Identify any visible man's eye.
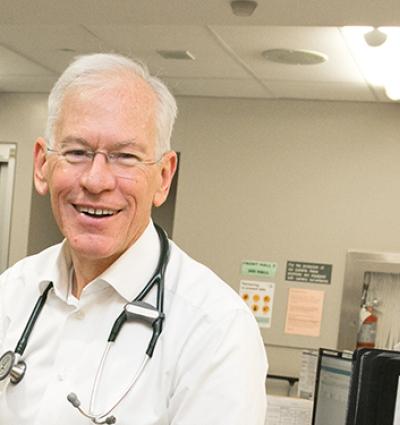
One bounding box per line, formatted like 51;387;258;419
113;152;141;163
63;150;89;161
65;149;87;156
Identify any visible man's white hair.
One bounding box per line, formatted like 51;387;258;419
45;53;177;156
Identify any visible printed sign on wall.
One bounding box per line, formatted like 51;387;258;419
241;260;277;278
286;261;332;284
284;288;325;337
240;280;275;328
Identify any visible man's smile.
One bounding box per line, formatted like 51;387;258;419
73;204;121;218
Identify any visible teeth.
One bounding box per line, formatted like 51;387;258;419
77;206;116;216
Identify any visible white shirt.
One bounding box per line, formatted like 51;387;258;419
0;223;267;425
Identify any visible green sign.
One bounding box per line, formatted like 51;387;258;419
241;261;277;278
285;261;332;284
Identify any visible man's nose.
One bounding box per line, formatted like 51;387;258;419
79;153;117;193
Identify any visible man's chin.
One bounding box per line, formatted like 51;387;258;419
66;235;122;263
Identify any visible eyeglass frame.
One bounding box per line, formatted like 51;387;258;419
46;143;165;178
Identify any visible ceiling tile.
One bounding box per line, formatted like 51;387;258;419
211;26;366;83
264;80;378;102
86;25;251;79
0;44;53;76
0;75;57;92
0;25;109;73
163;77;274;98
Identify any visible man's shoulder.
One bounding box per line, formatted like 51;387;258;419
0;243;64;289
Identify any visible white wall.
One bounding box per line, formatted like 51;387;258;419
171;97;400;375
2;92;400;377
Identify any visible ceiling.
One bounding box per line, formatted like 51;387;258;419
0;0;400;103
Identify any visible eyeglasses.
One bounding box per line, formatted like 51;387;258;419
47;145;162;179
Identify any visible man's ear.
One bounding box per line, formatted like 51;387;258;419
153;151;178;208
33;138;49;195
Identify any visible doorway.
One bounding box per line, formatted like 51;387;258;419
338;250;400;351
0;143;17;272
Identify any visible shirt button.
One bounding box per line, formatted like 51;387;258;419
57;372;65;381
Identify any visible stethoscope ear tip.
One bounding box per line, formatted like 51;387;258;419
93;415;117;424
67;392;81;407
67;392;117;424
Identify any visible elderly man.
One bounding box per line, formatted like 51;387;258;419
0;53;267;424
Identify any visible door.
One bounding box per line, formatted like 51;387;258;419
0;143;17;272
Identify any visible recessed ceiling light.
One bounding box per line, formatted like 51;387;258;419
262;49;328;65
157;50;195;60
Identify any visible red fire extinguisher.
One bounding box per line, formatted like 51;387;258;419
356;272;378;348
357;305;378;348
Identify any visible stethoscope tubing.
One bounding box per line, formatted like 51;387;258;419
15;281;53;356
0;224;170;424
0;282;53;384
88;342;150;420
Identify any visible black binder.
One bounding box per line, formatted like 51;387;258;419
345;348;370;425
375;356;400;425
346;348;400;425
356;351;396;425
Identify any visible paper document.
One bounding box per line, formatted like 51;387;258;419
284;288;324;337
266;395;313;425
298;350;318;399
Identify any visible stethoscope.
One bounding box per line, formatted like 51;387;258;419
0;224;170;425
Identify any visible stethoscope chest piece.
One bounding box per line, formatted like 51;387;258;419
0;350;26;384
0;351;14;380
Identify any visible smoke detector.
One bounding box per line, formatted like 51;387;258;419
230;1;258;17
364;28;387;47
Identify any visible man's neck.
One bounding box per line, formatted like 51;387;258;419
69;252;118;299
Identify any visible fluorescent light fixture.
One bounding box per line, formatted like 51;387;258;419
385;82;400;101
384;55;400;100
341;26;400;88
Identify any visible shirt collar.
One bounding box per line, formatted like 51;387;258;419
37;241;72;301
37;222;161;303
95;221;161;301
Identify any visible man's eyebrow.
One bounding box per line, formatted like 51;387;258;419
113;140;141;149
59;137;90;148
59;137;144;150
